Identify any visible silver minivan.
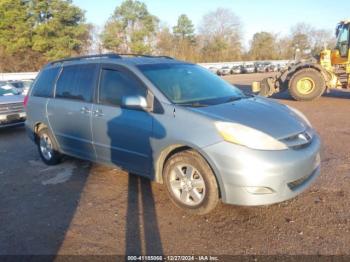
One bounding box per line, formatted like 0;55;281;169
25;54;321;214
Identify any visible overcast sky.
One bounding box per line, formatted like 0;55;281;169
72;0;349;46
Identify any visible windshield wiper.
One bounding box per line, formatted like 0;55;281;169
225;94;254;103
243;93;255;97
225;96;243;103
177;102;209;107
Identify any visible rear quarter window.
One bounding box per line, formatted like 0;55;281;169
31;67;61;98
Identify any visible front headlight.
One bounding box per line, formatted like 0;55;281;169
215;122;288;151
287;105;312;127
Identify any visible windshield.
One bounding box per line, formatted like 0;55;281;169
0;86;17;96
138;63;245;105
9;82;24;89
336;25;349;45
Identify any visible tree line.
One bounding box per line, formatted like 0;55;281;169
0;0;335;72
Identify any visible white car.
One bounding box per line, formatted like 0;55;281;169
231;65;242;74
208;67;219;74
243;64;256;74
217;66;231;76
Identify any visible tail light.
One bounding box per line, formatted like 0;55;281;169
23;95;29;108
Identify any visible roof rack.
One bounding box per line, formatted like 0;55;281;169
49;53;121;65
117;54;174;59
49;53;174;65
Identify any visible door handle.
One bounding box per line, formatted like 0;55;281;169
93;109;104;117
80;106;91;114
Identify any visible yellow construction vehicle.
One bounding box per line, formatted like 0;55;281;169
252;20;350;101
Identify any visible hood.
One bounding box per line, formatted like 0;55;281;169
0;95;24;104
189;97;307;139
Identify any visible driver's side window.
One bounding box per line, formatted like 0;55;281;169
99;69;147;107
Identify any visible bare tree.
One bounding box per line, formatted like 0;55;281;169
156;25;175;56
310;29;336;54
198;8;242;62
287;23;336;58
275;36;295;60
290;23;313;56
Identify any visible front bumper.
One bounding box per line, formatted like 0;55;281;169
203;135;321;206
0;112;26;128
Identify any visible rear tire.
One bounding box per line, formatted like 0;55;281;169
37;128;62;165
289;68;325;101
163;150;219;215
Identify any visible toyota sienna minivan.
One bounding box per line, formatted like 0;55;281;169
25;54;321;214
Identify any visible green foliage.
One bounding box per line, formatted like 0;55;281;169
0;0;337;70
0;0;32;53
30;0;90;60
173;14;195;42
0;0;90;72
101;0;159;54
249;32;278;60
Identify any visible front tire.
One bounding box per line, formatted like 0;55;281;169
37;128;62;165
289;68;325;101
163;150;219;215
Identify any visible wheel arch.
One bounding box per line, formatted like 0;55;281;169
154;144;224;199
33;122;60;152
33;122;48;143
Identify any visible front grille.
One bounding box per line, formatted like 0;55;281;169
287;170;316;190
280;130;313;150
0;103;24;114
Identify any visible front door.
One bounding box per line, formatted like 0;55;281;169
92;65;153;175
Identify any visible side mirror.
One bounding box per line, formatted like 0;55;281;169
121;96;149;111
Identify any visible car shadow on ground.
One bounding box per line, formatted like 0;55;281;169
1;112;165;255
0;124;24;134
0;126;91;256
105;106;166;255
125;175;163;255
323;89;350;100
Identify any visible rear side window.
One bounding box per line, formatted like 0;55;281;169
32;67;60;98
56;64;98;102
99;69;146;106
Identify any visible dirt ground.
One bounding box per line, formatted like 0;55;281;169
0;73;349;256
